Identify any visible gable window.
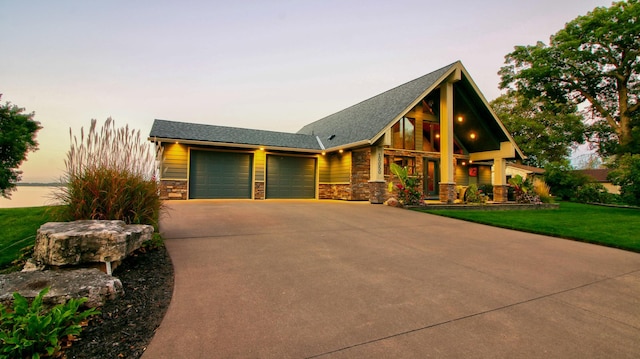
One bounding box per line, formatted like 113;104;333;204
392;117;415;150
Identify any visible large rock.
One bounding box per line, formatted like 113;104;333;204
34;220;153;267
0;268;123;308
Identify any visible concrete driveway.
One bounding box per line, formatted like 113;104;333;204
143;200;640;358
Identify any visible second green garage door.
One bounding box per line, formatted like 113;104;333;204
266;155;316;199
189;150;253;199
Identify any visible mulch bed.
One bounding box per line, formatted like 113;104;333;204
63;245;174;359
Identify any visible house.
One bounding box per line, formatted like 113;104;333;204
506;163;545;181
576;169;620;194
149;61;524;204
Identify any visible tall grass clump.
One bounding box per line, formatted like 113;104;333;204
532;177;554;203
54;118;162;227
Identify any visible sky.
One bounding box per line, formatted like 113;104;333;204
1;0;613;182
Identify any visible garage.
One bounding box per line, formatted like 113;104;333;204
266;155;316;199
189;150;253;199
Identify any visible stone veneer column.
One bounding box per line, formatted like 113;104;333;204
368;181;386;204
493;185;509;202
254;182;265;200
439;183;456;204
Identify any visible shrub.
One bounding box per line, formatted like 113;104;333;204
390;163;423;206
54;119;163;227
543;161;590;200
508;175;541;204
574;182;611;203
0;287;99;358
532;177;554;203
478;184;493;200
608;153;640;206
464;184;486;204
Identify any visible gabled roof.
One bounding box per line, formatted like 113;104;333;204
297;62;458;148
150;119;321;150
149;61;523;159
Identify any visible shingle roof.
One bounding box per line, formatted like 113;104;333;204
576;169;612;182
297;62;458;148
150;119;322;150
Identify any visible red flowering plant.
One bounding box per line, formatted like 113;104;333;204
390;163;423;206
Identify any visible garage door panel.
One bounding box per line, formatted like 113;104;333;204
189;151;252;199
266;156;316;199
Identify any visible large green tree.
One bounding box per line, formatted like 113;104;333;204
499;0;640;156
491;93;586;167
0;95;41;198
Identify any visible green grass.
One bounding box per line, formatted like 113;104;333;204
0;206;58;268
416;202;640;252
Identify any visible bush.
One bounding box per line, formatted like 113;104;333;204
464;184;487;204
543;161;590;200
574;182;611;203
390;163;423;206
608;154;640;206
54;119;163;227
0;287;99;358
532;177;554;203
478;184;493;200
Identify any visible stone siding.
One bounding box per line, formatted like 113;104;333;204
319;184;351;200
493;185;509;203
254;181;265;200
351;149;371;200
160;180;188;200
439;183;456;203
368;181;387;204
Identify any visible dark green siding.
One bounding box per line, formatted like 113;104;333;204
266;155;316;198
189;150;252;199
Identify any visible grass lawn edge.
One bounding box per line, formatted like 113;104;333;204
414;206;640;254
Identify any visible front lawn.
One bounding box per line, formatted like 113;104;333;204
0;206;57;268
417;202;640;252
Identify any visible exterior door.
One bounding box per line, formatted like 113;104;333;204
424;158;439;198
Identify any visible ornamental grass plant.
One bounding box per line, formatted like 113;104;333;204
54;118;162;227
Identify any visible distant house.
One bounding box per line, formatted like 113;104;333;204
149;61;524;203
506;163;545;181
576;169;620;194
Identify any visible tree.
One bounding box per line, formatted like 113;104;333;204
499;0;640;156
0;95;41;198
608;153;640;205
491;93;586;167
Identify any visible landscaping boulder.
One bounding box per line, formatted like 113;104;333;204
0;268;123;308
33;220;153;267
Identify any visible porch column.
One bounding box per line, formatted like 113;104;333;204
369;145;386;204
493;158;508;202
439;82;456;203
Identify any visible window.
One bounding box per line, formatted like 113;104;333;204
384;156;416;176
391;117;415;150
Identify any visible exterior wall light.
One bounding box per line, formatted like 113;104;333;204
259;147;265;151
321;151;326;155
469;133;476;139
339;149;344;153
457;116;464;123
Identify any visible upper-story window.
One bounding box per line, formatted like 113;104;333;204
391;117;415;150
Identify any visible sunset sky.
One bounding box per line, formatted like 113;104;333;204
1;0;611;182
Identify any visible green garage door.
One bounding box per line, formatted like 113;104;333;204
266;155;316;198
189;150;253;199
